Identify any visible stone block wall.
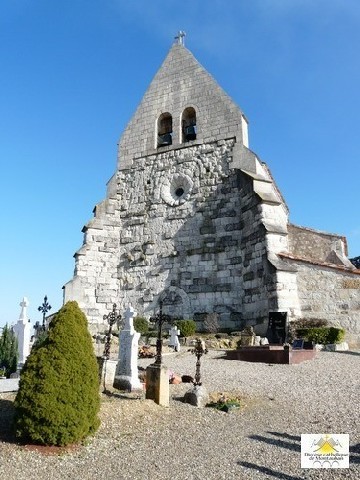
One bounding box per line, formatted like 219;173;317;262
118;44;247;170
288;261;360;346
288;224;348;263
65;138;282;334
116;139;276;331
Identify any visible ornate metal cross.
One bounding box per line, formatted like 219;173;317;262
103;304;122;360
191;338;208;386
150;301;171;365
38;295;51;330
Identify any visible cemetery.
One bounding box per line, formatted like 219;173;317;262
0;297;359;478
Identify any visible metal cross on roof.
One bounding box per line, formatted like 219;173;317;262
175;30;186;46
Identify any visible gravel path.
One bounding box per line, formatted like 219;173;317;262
0;350;359;479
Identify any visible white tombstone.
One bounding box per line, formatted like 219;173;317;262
113;305;142;391
13;297;31;365
169;326;181;352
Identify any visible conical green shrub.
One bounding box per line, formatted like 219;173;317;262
14;301;100;446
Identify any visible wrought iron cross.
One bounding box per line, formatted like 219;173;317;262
191;338;208;386
38;295;51;330
150;301;171;365
103;303;122;360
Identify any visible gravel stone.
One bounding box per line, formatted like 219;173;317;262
0;350;359;479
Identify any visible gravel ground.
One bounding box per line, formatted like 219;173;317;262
0;350;359;480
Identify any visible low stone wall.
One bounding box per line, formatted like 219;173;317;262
0;378;19;393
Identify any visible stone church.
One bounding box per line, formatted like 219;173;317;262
63;36;360;346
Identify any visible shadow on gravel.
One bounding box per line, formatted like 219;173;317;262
350;443;360;464
268;432;301;442
0;398;17;444
172;395;186;403
248;433;300;452
101;390;144;400
334;350;360;357
248;432;360;467
238;461;302;480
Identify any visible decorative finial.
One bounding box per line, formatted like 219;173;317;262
174;30;186;46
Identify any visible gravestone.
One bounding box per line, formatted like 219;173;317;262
13;297;31;366
267;312;287;344
113;306;142;391
145;363;169;407
184;385;209;408
168;326;180;352
239;326;255;346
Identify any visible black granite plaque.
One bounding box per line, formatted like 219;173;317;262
267;312;287;344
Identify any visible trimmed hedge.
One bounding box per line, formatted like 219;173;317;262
295;327;345;345
14;301;100;446
175;319;196;338
288;318;328;343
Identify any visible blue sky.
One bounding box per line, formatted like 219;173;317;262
1;0;359;328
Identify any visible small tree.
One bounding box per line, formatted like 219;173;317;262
133;316;149;335
203;313;220;334
14;301;100;446
0;324;18;377
175;319;196;338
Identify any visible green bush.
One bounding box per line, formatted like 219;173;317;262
14;301;100;446
0;324;18;378
327;327;346;344
133;316;149;335
288;318;328;343
295;327;345;345
175;319;196;338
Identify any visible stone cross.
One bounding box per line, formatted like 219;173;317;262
169;326;180;352
19;298;29;322
13;297;31;365
113;305;142;391
123;305;136;331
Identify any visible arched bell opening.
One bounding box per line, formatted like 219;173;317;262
182;107;197;143
157;112;173;147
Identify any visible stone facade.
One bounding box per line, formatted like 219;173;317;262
63;41;359;345
279;258;360;346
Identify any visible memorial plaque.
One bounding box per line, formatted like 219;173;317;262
292;339;304;350
303;340;314;350
267;312;287;344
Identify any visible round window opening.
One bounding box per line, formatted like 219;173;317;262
160;172;194;206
